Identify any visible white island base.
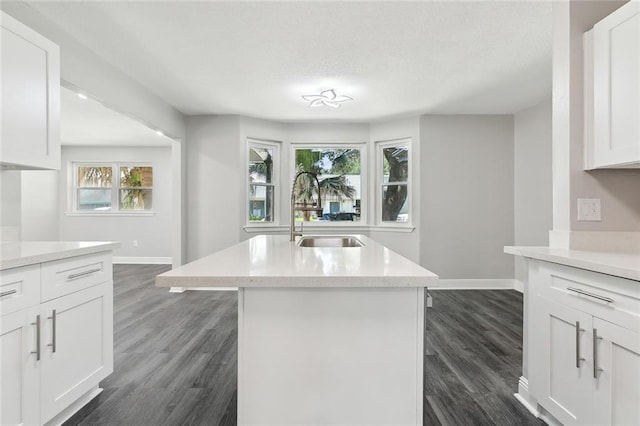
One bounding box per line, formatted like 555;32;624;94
238;286;424;425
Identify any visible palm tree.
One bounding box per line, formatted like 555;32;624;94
293;149;358;221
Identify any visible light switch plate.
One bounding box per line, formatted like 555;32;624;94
577;198;601;221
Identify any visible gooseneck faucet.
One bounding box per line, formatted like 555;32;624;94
290;171;323;241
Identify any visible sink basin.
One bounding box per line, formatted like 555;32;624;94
296;236;365;248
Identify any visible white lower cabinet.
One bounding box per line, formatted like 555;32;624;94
40;284;113;424
529;261;640;425
0;252;113;426
592;318;640;426
0;306;40;426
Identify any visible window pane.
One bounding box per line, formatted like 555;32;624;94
119;189;153;210
249;147;274;184
120;166;153;187
78;189;111;211
382;146;408;183
294;148;362;221
77;166;112;187
382;184;408;222
249;185;274;222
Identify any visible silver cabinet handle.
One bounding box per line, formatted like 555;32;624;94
31;315;41;361
593;328;603;378
567;287;614;303
47;310;56;353
67;267;101;280
0;289;17;298
576;321;585;368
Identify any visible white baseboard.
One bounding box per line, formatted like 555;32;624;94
513;279;524;293
113;256;172;264
432;278;519;291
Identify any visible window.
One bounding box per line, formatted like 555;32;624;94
377;139;410;224
74;164;153;212
248;140;278;223
292;145;363;222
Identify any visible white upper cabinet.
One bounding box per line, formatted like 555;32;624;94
1;11;60;170
584;1;640;169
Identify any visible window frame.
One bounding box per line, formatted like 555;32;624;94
246;138;280;226
71;162;155;215
375;138;412;226
289;141;368;226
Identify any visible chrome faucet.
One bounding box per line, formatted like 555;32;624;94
290;171;323;241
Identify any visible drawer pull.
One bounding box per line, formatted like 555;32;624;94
593;328;603;378
575;321;585;368
0;289;17;298
31;315;41;361
567;287;613;303
47;310;57;353
67;267;101;280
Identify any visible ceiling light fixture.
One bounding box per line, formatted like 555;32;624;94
302;89;353;109
77;93;88;100
156;130;164;137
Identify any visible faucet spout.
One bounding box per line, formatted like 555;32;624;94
290;171;323;241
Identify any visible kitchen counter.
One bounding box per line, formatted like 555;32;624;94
156;234;438;288
505;246;640;281
156;234;437;425
1;241;120;271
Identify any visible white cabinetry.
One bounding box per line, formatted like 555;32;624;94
0;11;60;170
529;260;640;425
0;252;113;426
584;1;640;169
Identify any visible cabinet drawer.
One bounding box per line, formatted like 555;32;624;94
534;260;640;333
41;252;112;302
0;265;40;316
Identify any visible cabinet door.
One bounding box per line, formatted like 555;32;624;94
592;1;640;168
39;283;113;424
0;306;40;426
536;298;593;425
0;11;60;170
592;318;640;425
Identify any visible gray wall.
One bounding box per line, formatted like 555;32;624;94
186;115;242;261
0;170;59;242
514;99;553;282
552;0;640;235
420;115;515;279
59;145;173;258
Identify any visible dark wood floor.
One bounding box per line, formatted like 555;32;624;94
65;265;542;426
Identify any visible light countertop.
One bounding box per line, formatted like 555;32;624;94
156;235;438;288
505;246;640;281
1;241;120;271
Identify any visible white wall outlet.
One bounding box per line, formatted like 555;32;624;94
577;198;601;221
133;240;138;247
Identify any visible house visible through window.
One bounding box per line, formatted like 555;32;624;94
377;140;410;223
248;140;278;223
75;164;153;212
293;146;362;222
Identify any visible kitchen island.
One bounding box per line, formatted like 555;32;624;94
156;234;438;426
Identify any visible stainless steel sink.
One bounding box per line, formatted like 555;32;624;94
296;236;364;248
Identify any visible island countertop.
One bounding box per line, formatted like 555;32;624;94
156;234;438;288
1;241;121;271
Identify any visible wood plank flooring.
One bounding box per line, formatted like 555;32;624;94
64;265;542;426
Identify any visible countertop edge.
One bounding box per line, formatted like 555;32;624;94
155;275;439;288
1;242;121;271
504;246;640;282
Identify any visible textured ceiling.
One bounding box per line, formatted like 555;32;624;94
29;1;551;121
